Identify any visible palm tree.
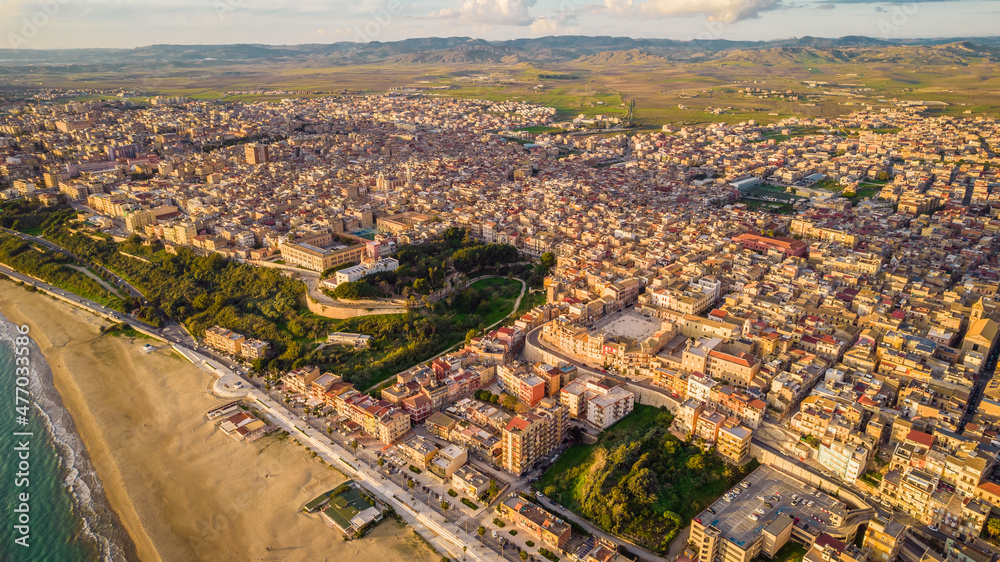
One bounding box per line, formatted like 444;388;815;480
407;479;416;497
377;457;385;469
477;526;486;544
441;501;450;516
519;551;529;562
350;439;359;458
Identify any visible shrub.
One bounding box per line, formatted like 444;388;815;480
448;489;458;497
493;518;506;528
408;465;422;474
538;548;559;562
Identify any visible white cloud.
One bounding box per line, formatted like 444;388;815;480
605;0;780;22
530;17;561;33
435;0;538;26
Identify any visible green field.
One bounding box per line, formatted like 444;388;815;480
10;41;999;130
466;277;523;326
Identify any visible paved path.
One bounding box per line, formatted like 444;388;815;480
67;264;127;298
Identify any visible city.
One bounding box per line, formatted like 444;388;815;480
1;17;1000;562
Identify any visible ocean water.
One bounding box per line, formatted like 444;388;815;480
0;314;135;562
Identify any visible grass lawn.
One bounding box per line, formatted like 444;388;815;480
515;126;566;134
462;277;522;327
756;541;807;562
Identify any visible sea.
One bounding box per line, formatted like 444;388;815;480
0;313;136;562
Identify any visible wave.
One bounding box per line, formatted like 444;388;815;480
0;315;138;562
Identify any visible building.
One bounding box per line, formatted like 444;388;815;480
452;465;491;498
559;374;635;429
428;444;468;479
123;209;155;233
399;435;439;470
817;441;869;482
326;258;400;287
498;364;547;407
734;232;809;258
280;240;366;272
497;495;572;549
863;515;907;562
327;332;373;348
240;339;270;359
283;366;322;394
245;143;270;165
501;398;567;476
706;350;761;387
717;422;753;465
204;325;245;355
805;534;864;562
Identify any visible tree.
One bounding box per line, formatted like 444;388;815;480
465;328;478;346
378;457;385;468
412;277;430;294
408;479;416;495
477;526;486;544
988;517;1000;537
539;252;555;271
350;439;359;458
519;551;529;561
687;454;705;471
502;394;518;411
441;501;450;516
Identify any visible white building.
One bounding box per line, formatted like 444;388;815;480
323;257;400;288
817;441;869;482
560;374;635;429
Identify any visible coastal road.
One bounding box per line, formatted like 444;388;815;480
0;262;249;394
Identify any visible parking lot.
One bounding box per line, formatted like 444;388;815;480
698;466;847;546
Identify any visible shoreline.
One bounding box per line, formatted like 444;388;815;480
0;281;440;561
0;290;153;562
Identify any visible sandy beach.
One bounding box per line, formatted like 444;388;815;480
0;282;439;562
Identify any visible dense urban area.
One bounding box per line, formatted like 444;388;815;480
2;89;1000;562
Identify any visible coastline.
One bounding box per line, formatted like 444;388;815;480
0;281;441;561
0;286;153;562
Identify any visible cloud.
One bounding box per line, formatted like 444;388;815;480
434;0;538;25
605;0;781;22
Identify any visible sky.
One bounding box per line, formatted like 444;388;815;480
0;0;997;50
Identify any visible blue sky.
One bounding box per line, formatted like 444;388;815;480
1;0;997;49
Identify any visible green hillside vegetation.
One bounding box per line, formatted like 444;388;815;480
310;277;522;389
537;405;756;554
0;232;126;309
0;203;527;388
